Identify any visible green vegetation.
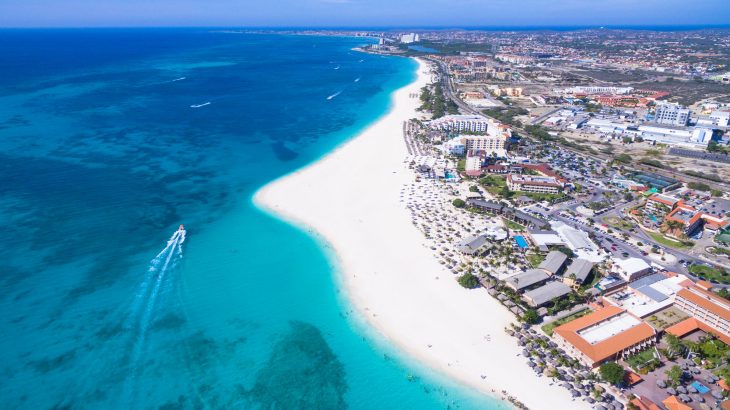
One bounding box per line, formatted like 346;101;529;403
524;125;555;142
708;141;730;155
503;218;525;232
519;191;567;203
689;264;729;284
625;349;660;373
482;106;528;127
555;246;574;258
688;182;711;192
711;189;724;197
452;198;466;208
665;365;683;387
541;308;590;336
457;158;465;172
614;153;632;164
599;362;626;386
709;247;730;257
522;309;540;325
468;185;480;193
457;273;480;289
639;158;667;169
527;253;546;268
588;201;610;211
647;231;694;250
478;175;508;196
418;83;458;119
685;170;723;183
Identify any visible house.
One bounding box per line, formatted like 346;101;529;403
522;281;572;307
553;305;656;368
644;193;681;218
506;174;563;194
563;259;595;286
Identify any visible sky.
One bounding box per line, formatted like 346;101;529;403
0;0;729;28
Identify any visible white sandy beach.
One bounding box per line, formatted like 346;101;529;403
255;58;589;410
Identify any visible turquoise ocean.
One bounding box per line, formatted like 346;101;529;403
0;29;506;409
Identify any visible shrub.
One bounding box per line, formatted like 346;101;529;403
457;273;479;289
599;362;625;386
452;199;466;208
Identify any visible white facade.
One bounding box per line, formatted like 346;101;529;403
400;33;420;44
465;155;483;172
428;115;492;133
654;103;690;126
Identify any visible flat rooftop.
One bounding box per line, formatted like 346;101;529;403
578;313;642;345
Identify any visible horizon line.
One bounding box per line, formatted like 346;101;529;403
2;24;730;31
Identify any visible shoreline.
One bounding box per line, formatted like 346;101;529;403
254;58;588;410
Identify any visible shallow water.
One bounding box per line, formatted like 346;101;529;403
0;29;506;409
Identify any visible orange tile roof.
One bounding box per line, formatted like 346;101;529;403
666;313;730;345
677;286;730;322
648;194;679;207
663;396;691;410
553;306;656;364
720;379;730;391
696;280;714;291
722;399;730;410
630;396;660;410
666;317;700;338
625;370;643;386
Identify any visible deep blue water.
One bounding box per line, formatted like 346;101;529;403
0;29;506;409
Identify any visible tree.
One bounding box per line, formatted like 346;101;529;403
457;273;480;289
556;246;574;258
469;185;480;193
599;362;625;386
452;199;466;208
522;309;540;325
665;365;683;387
663;334;683;358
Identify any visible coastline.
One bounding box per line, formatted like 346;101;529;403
254;58;589;410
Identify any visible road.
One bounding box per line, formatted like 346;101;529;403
428;58;730;193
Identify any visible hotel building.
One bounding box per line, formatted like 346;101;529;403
669;283;730;344
553;305;656;368
506;174;562;194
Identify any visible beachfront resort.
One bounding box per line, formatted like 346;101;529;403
396;59;730;410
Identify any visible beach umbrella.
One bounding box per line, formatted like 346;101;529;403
677;385;687;394
611;400;623;409
692;394;704;403
692;368;701;374
593;405;606;410
666;387;676;395
570;389;580;397
712;390;724;399
687;385;697;393
585;397;595;404
678;394;691;403
656;380;666;388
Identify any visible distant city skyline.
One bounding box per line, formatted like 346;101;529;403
1;0;729;28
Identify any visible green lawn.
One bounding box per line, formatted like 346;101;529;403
519;191;567;203
689;264;730;284
479;175;507;196
527;253;546;268
647;231;694;250
541;309;590;336
625;349;660;372
503;218;525;232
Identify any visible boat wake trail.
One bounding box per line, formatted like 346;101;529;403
327;91;343;100
122;225;186;404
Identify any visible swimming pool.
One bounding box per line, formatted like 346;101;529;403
514;235;528;249
691;381;710;394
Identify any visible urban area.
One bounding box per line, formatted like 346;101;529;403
359;28;730;410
